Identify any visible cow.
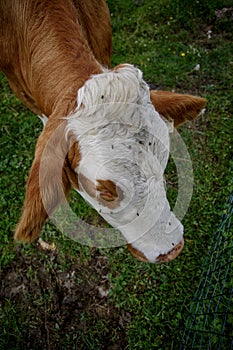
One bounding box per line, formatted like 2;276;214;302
0;0;206;263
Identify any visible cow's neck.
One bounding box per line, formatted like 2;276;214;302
9;0;103;117
28;44;102;118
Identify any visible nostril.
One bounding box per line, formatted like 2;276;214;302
156;238;184;263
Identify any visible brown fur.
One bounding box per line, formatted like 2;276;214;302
0;0;111;242
78;174;123;210
96;180;119;202
14;116;83;242
96;179;124;209
0;0;206;243
0;0;111;116
150;90;206;127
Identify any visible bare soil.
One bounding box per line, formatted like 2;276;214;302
0;244;128;349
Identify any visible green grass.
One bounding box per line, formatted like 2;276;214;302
0;1;233;349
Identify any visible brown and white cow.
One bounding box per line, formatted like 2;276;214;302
0;0;206;262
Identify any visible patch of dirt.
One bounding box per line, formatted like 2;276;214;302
0;244;129;350
215;7;233;20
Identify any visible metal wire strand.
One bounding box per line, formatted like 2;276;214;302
180;178;233;350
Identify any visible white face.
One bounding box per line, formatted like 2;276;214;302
66;64;184;263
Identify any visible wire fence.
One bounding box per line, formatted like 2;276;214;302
180;178;233;349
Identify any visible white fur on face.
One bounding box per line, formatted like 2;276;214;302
66;64;183;263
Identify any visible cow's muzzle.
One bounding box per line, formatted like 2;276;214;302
127;238;184;263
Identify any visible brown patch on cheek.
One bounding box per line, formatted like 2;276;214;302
96;179;118;201
96;179;124;209
78;174;124;209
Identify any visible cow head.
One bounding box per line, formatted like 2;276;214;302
15;64;206;263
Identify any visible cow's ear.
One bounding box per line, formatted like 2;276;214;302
150;90;206;127
14;119;79;243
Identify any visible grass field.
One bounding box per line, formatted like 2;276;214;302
0;1;232;349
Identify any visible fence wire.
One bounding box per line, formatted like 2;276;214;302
180;179;233;349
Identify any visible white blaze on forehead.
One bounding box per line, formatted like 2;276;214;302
66;64;183;261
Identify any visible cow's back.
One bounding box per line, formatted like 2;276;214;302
0;0;112;115
0;0;112;69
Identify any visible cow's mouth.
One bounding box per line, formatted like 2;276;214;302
127;238;184;263
156;238;184;263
